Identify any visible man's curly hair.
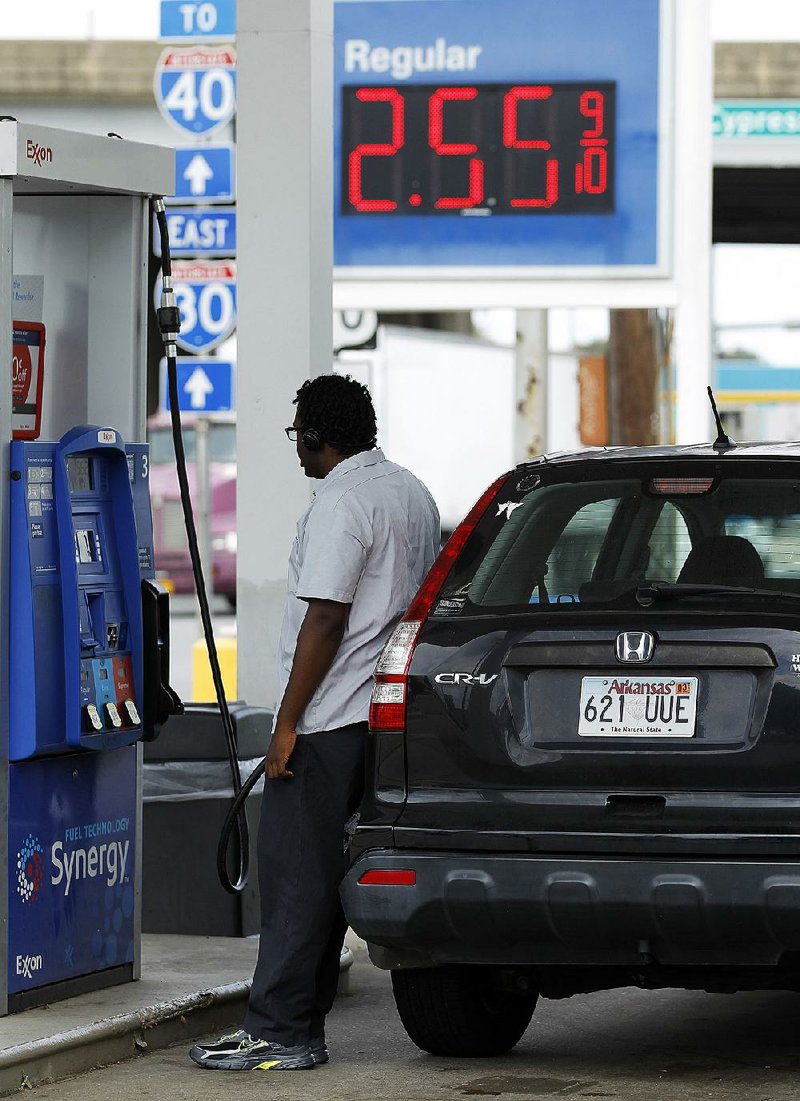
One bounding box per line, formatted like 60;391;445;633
294;374;378;455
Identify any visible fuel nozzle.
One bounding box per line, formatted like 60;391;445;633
152;197;181;358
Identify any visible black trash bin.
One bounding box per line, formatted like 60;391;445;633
142;702;271;936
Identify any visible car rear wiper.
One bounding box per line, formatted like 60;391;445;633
636;582;800;605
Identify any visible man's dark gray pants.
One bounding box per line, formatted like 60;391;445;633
243;722;367;1046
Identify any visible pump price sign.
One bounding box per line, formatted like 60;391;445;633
343;82;615;216
334;0;669;276
155;46;237;136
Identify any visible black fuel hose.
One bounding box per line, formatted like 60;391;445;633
152;197;253;895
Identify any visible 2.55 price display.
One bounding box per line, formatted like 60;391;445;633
342;81;615;216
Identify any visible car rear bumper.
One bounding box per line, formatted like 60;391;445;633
341;849;800;968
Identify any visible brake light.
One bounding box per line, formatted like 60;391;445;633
358;869;416;886
651;477;714;495
369;472;512;732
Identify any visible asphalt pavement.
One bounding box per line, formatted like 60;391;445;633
18;936;800;1101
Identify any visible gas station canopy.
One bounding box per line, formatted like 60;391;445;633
0;120;174;197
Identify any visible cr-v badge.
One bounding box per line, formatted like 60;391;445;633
435;673;499;686
615;631;655;663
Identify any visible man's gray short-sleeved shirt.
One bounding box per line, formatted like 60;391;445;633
275;448;440;734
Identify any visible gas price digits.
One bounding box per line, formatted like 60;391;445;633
343;81;615;215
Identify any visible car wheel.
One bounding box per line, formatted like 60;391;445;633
390;966;538;1057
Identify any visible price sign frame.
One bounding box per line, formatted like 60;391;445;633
333;0;674;283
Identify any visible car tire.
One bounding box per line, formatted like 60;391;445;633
390;966;538;1057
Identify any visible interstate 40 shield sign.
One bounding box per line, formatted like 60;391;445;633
155;46;237;137
157;259;238;353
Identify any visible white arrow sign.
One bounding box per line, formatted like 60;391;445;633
183;153;215;196
184;366;215;408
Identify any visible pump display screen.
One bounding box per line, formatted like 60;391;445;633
67;456;93;494
342;81;615;217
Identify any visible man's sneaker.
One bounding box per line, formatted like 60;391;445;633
310;1036;329;1065
189;1029;314;1071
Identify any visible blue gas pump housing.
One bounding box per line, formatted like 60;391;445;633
10;426;156;760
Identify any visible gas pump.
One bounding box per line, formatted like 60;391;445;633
1;122;178;1014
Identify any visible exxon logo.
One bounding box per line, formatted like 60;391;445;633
16;954;43;979
26;139;53;168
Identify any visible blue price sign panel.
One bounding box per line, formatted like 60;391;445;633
334;0;667;275
155;46;237;137
160;0;236;41
161;358;234;412
157;260;237;353
8;751;136;995
172;144;235;203
154;206;236;258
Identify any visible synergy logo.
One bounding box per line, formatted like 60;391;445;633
51;839;129;897
16;834;45;904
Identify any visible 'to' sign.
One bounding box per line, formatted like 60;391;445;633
155;47;237;137
158;260;238;353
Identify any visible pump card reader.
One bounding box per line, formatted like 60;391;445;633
10;426;158;760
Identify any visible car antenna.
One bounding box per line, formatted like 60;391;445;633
707;386;736;452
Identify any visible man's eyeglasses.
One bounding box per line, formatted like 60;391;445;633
284;426;301;442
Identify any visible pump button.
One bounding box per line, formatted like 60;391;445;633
121;699;141;727
104;702;123;730
84;704;104;732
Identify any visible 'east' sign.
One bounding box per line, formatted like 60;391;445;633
154;207;236;258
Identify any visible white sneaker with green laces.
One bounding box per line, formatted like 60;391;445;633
189;1029;315;1071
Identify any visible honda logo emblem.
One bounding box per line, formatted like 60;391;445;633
615;631;655;664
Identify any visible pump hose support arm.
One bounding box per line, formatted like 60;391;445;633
151;197;262;895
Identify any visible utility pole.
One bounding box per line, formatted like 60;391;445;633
607;309;660;446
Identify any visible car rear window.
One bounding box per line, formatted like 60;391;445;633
434;464;800;614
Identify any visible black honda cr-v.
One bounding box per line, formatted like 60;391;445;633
340;443;800;1057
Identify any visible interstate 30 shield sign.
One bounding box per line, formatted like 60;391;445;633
158;259;238;353
154;46;237;137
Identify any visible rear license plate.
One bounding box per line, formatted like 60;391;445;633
578;676;698;737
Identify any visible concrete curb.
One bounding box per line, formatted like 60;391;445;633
0;980;251;1097
0;946;355;1095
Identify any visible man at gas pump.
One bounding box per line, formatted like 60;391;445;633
190;374;440;1072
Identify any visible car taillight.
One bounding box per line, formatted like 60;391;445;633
369;471;512;733
358;869;416;886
